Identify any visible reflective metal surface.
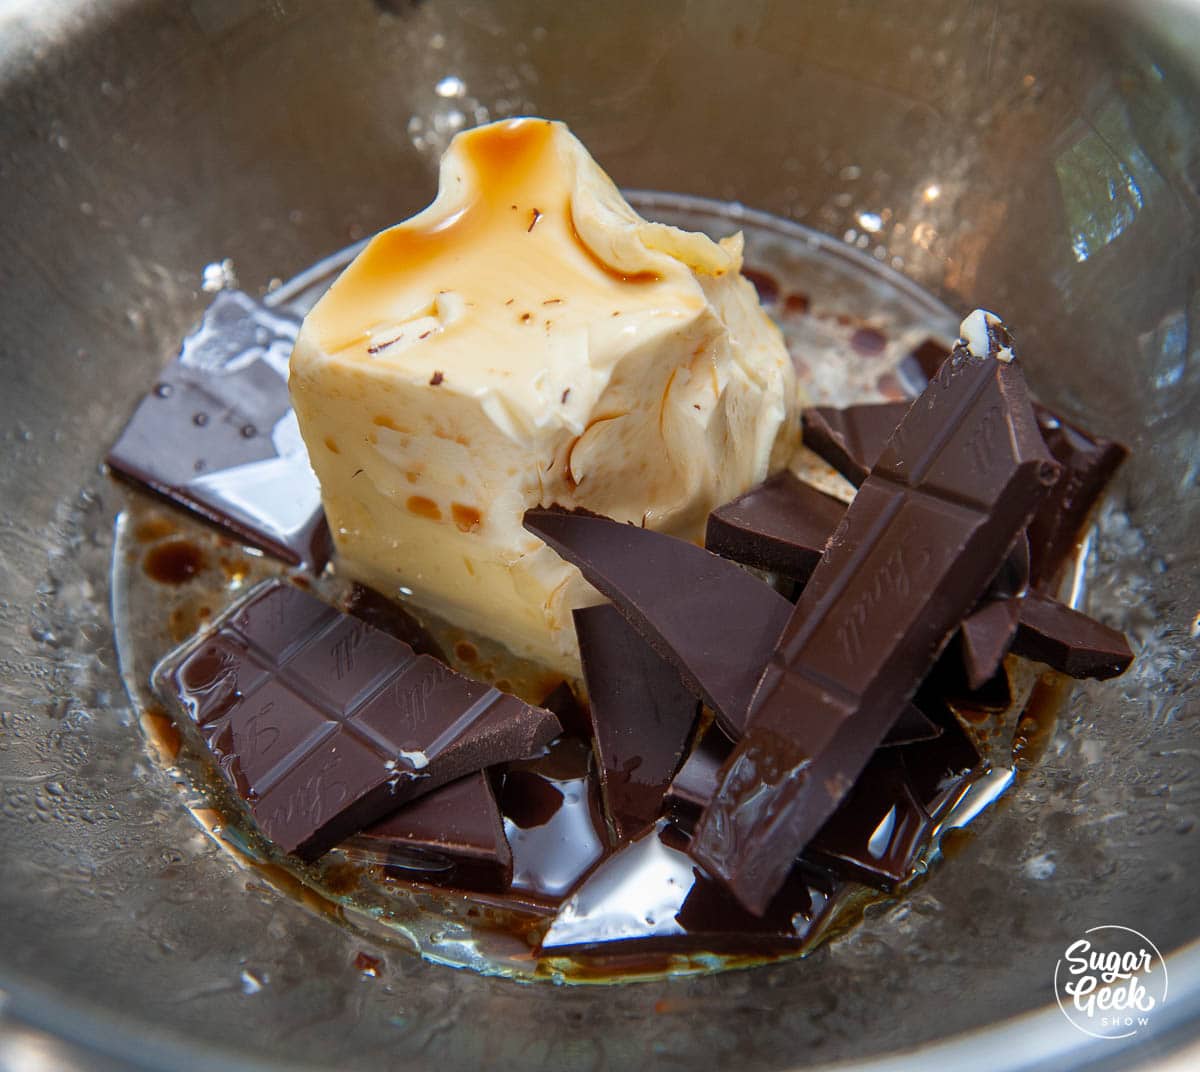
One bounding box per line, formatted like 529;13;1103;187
1;1;1198;1069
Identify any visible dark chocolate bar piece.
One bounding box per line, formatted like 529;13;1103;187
801;401;911;486
1027;406;1128;588
107;290;330;569
523;508;793;737
342;582;445;660
800;396;1127;600
667;701;943;836
691;335;1060;913
539;680;591;740
352;771;511;891
665;730;730;833
153;579;560;860
538;821;842;957
907;338;953;381
804;749;935;889
668;706;972;891
705;470;846;583
986;532;1031;600
959;598;1021;690
1011;592;1133;679
882;701;944;747
574;604;699;839
498;736;609;904
889;333;1128;590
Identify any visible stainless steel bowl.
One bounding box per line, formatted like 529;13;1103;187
1;1;1198;1069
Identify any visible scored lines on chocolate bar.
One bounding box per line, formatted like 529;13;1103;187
691;341;1061;914
162;579;559;860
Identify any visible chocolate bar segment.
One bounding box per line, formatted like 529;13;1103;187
691;335;1060;913
705;470;846;583
959;598;1021;690
523;507;793;737
801;401;911;486
881;702;944;747
1027;406;1128;588
665;730;731;832
342;582;445;660
538;680;592;740
352;771;511;891
574;604;699;839
107;290;330;569
1011;592;1133;679
154;579;560;860
668;705;970;891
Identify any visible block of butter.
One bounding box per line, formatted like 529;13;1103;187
290;118;798;673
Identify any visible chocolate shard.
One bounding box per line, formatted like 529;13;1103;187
667;702;942;838
107;290;331;569
1011;592;1133;679
574;604;700;840
351;771;512;891
691;327;1061;914
882;701;944;747
804;749;934;889
523;507;793;737
705;470;846;583
985;532;1031;601
342;582;445;660
960;598;1022;690
905;338;953;382
498;736;610;905
665;730;730;834
539;679;591;740
153;579;561;860
801;401;911;486
538;821;841;958
1027;405;1128;588
668;706;969;891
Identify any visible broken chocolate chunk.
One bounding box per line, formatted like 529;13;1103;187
1027;406;1128;588
668;705;971;891
898;337;953;388
1011;592;1134;679
342;582;445;660
352;771;511;891
882;702;945;748
985;532;1031;601
153;579;560;860
801;400;911;486
691;333;1060;913
107;290;330;569
538;679;591;740
705;470;846;583
665;730;731;834
574;604;699;839
959;598;1022;691
523;507;793;737
804;748;935;889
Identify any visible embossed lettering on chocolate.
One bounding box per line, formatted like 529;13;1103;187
153;579;560;860
690;334;1062;914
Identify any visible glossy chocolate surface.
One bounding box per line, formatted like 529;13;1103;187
154;579;560;859
575;604;699;839
107;289;330;569
691;344;1059;913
